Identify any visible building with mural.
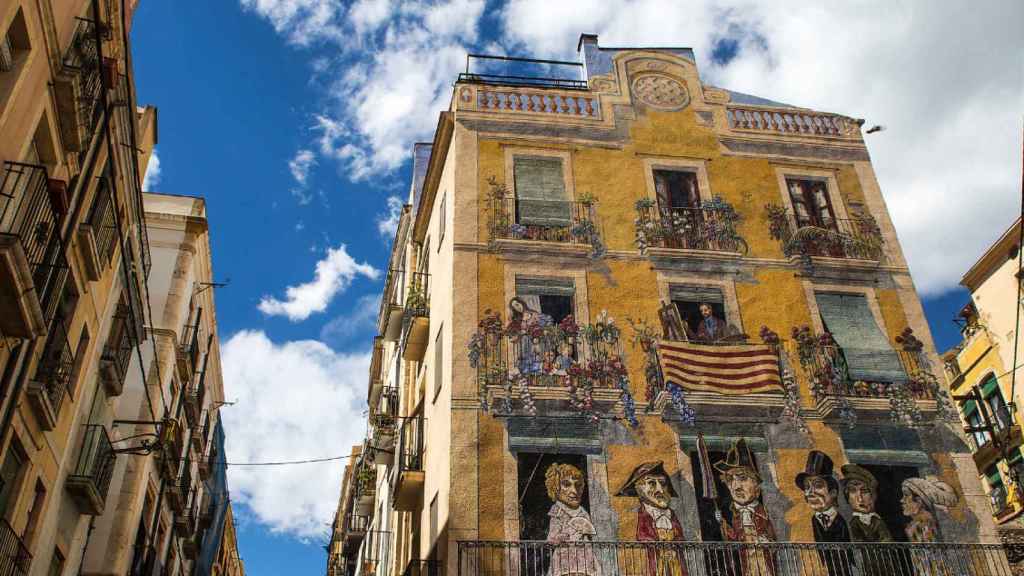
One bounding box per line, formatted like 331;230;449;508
943;217;1024;551
331;34;1011;576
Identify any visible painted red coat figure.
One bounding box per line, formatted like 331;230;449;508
617;461;689;576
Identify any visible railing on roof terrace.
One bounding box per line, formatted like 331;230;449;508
459;54;587;90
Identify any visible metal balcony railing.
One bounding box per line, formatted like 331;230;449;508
396;415;425;477
180;308;203;378
634;201;747;254
457;540;1010;576
0;161;70;327
357;530;392;576
0;517;30;576
34;317;75;418
66;424;116;515
459;54;587;90
766;206;884;261
488;197;602;247
113;72;151;276
380;386;399;418
86;177;118;269
100;302;135;395
61;18;104;154
346;514;369;535
404;272;430;318
795;340;936;400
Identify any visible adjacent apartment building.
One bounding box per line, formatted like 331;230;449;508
0;1;239;574
943;218;1024;540
328;34;1010;576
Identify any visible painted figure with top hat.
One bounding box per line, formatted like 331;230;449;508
796;451;853;576
617;461;688;576
713;439;776;576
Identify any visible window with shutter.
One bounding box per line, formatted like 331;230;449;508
513;156;570;226
787;178;836;229
815;292;906;383
515;277;574;323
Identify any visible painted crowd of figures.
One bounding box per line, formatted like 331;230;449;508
533;440;957;576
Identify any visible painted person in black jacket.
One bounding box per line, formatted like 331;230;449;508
796;451;854;576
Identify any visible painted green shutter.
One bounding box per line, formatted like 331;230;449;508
815;293;907;383
513;156;570;226
515;277;575;297
670;285;724;304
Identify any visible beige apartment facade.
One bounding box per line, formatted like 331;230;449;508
329;34;1009;576
0;1;235;575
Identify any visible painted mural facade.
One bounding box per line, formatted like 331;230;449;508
341;34;1010;576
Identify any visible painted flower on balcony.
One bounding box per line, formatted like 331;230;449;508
468;302;638;426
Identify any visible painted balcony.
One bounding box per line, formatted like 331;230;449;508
457;540;1010;576
488;196;604;258
469;311;638;426
790;327;943;425
0;517;30;576
0;161;70;339
726;106;861;138
26;318;74;431
401;272;431;362
66;424;116;516
634;199;747;257
765;204;884;263
393;415;425;512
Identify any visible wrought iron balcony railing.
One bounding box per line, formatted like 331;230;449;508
356;530;392;576
66;424;116;515
0;161;71;337
488;197;603;249
457;540;1010;576
56;18;104;155
396;415;425;475
459;53;587;91
345;514;369;537
634;200;747;255
766;204;884;262
99;301;135;396
27;317;75;430
0;516;30;576
791;335;936;401
403;272;430;319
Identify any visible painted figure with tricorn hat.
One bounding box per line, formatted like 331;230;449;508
713;439;776;576
797;451;853;576
617;461;688;576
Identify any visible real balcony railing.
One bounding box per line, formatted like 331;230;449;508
345;514;369;540
176;308;203;389
99;303;135;397
458;53;587;91
634;200;747;255
356;530;392;576
26;317;75;430
174;487;198;538
198;489;215;530
79;176;119;281
199;436;217;481
183;358;207;430
393;414;425;511
0;161;71;339
766;205;884;262
167;449;193;514
66;424;116;516
54;18;105;155
401;272;431;361
0;517;30;576
457;540;1010;576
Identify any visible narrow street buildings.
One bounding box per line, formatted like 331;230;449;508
329;35;1009;576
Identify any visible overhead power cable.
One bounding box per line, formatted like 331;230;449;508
225;454;353;467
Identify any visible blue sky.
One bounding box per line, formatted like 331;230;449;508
128;1;1021;573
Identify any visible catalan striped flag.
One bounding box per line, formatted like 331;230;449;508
657;340;782;395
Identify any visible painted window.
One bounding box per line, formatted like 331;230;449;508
654;170;700;211
815;292;905;383
516;452;591;544
669;285;735;342
515;277;574;324
786;178;836;230
513;156;570;226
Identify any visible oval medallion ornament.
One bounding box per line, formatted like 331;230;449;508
631;74;689;111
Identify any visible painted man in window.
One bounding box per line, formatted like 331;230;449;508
616;461;688;576
797;451;853;576
545;463;602;576
689;303;738;343
714;439;776;576
840;464;890;576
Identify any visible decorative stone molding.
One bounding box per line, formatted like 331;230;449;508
631;74;689;111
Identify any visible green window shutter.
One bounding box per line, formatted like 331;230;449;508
985;466;1003;487
670;285;724;304
815;293;907;383
981;374;1000;397
962;399;978;417
513;156;570;226
515;277;575;297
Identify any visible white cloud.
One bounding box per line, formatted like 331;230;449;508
288;149;317;186
238;0;344;45
319;293;381;345
142;148;161;190
221;330;369;539
499;0;1024;296
376;195;403;237
258;244;380;321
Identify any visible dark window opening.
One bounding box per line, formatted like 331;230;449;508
786;178;836;230
654;170;700;211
